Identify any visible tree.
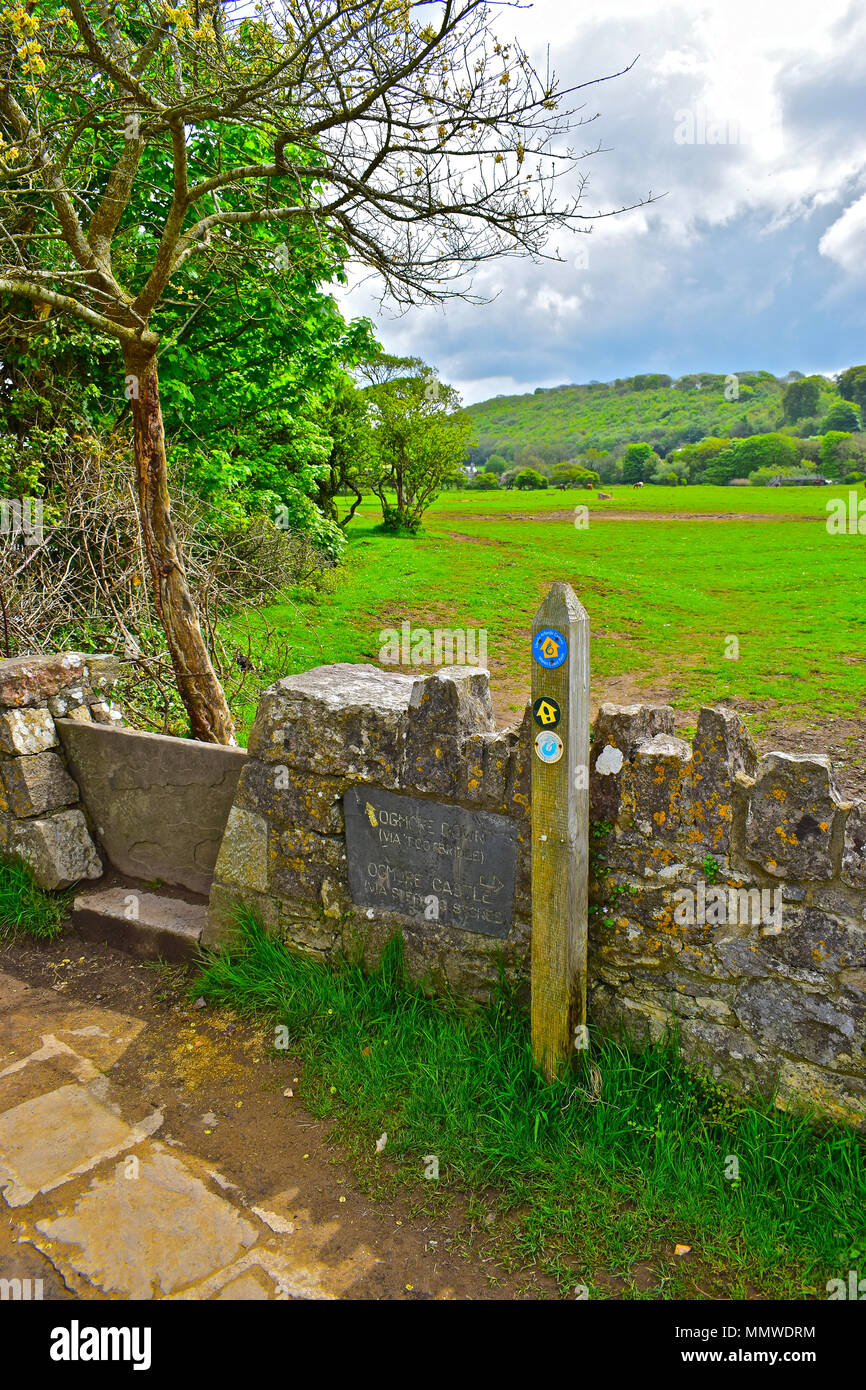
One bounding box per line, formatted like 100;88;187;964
837;366;866;414
0;0;640;741
365;357;474;531
821;400;861;434
484;454;508;475
650;457;688;484
820;431;866;479
782;375;823;423
622;441;658;483
514;467;547;489
314;375;378;531
670;436;731;483
703;432;799;484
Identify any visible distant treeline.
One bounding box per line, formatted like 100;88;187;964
464;369;866;485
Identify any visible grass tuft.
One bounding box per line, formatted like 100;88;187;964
0;859;68;942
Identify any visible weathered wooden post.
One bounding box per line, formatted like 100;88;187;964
530;582;590;1081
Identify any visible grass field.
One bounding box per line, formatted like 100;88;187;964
234;482;866;788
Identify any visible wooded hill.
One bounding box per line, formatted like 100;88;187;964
465;371;839;469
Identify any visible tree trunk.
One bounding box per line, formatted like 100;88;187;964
123;345;236;744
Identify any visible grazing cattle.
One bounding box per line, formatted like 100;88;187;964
597;491;613;500
633;481;644;489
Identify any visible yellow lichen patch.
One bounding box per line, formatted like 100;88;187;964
771;787;786;802
819;821;829;832
653;811;667;825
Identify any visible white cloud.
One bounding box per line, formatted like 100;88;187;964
336;0;866;400
819;192;866;275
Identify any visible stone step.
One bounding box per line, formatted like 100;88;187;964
71;886;206;962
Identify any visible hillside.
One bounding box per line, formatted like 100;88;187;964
464;371;838;469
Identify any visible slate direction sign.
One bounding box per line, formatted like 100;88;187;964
344;787;518;938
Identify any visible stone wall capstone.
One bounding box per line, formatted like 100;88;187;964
205;665;866;1127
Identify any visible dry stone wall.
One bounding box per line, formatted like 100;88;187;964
0;654;123;888
3;652;863;1127
203;663;533;1000
206;663;866;1127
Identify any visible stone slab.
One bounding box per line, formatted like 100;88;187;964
34;1147;258;1298
0;1083;140;1206
56;720;247;894
72;888;206;962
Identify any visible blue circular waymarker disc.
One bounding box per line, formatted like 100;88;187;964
532;627;568;670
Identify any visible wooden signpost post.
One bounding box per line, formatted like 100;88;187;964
530;582;590;1081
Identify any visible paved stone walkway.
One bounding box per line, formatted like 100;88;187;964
0;969;383;1300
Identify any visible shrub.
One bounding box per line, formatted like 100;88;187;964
468;471;500;490
550;463;600;487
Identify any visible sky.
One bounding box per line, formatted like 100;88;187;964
335;0;866;404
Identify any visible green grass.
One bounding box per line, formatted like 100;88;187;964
229;482;866;746
0;860;67;942
195;908;866;1298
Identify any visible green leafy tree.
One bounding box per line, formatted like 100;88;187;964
650;457;688;484
484;454;508;475
0;0;630;741
670;436;731;483
622;441;659;483
514;467;547;489
821;400;861;434
782;376;823;423
365;358;475;532
468;470;499;490
721;432;800;481
820;431;866;479
837;367;866;414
